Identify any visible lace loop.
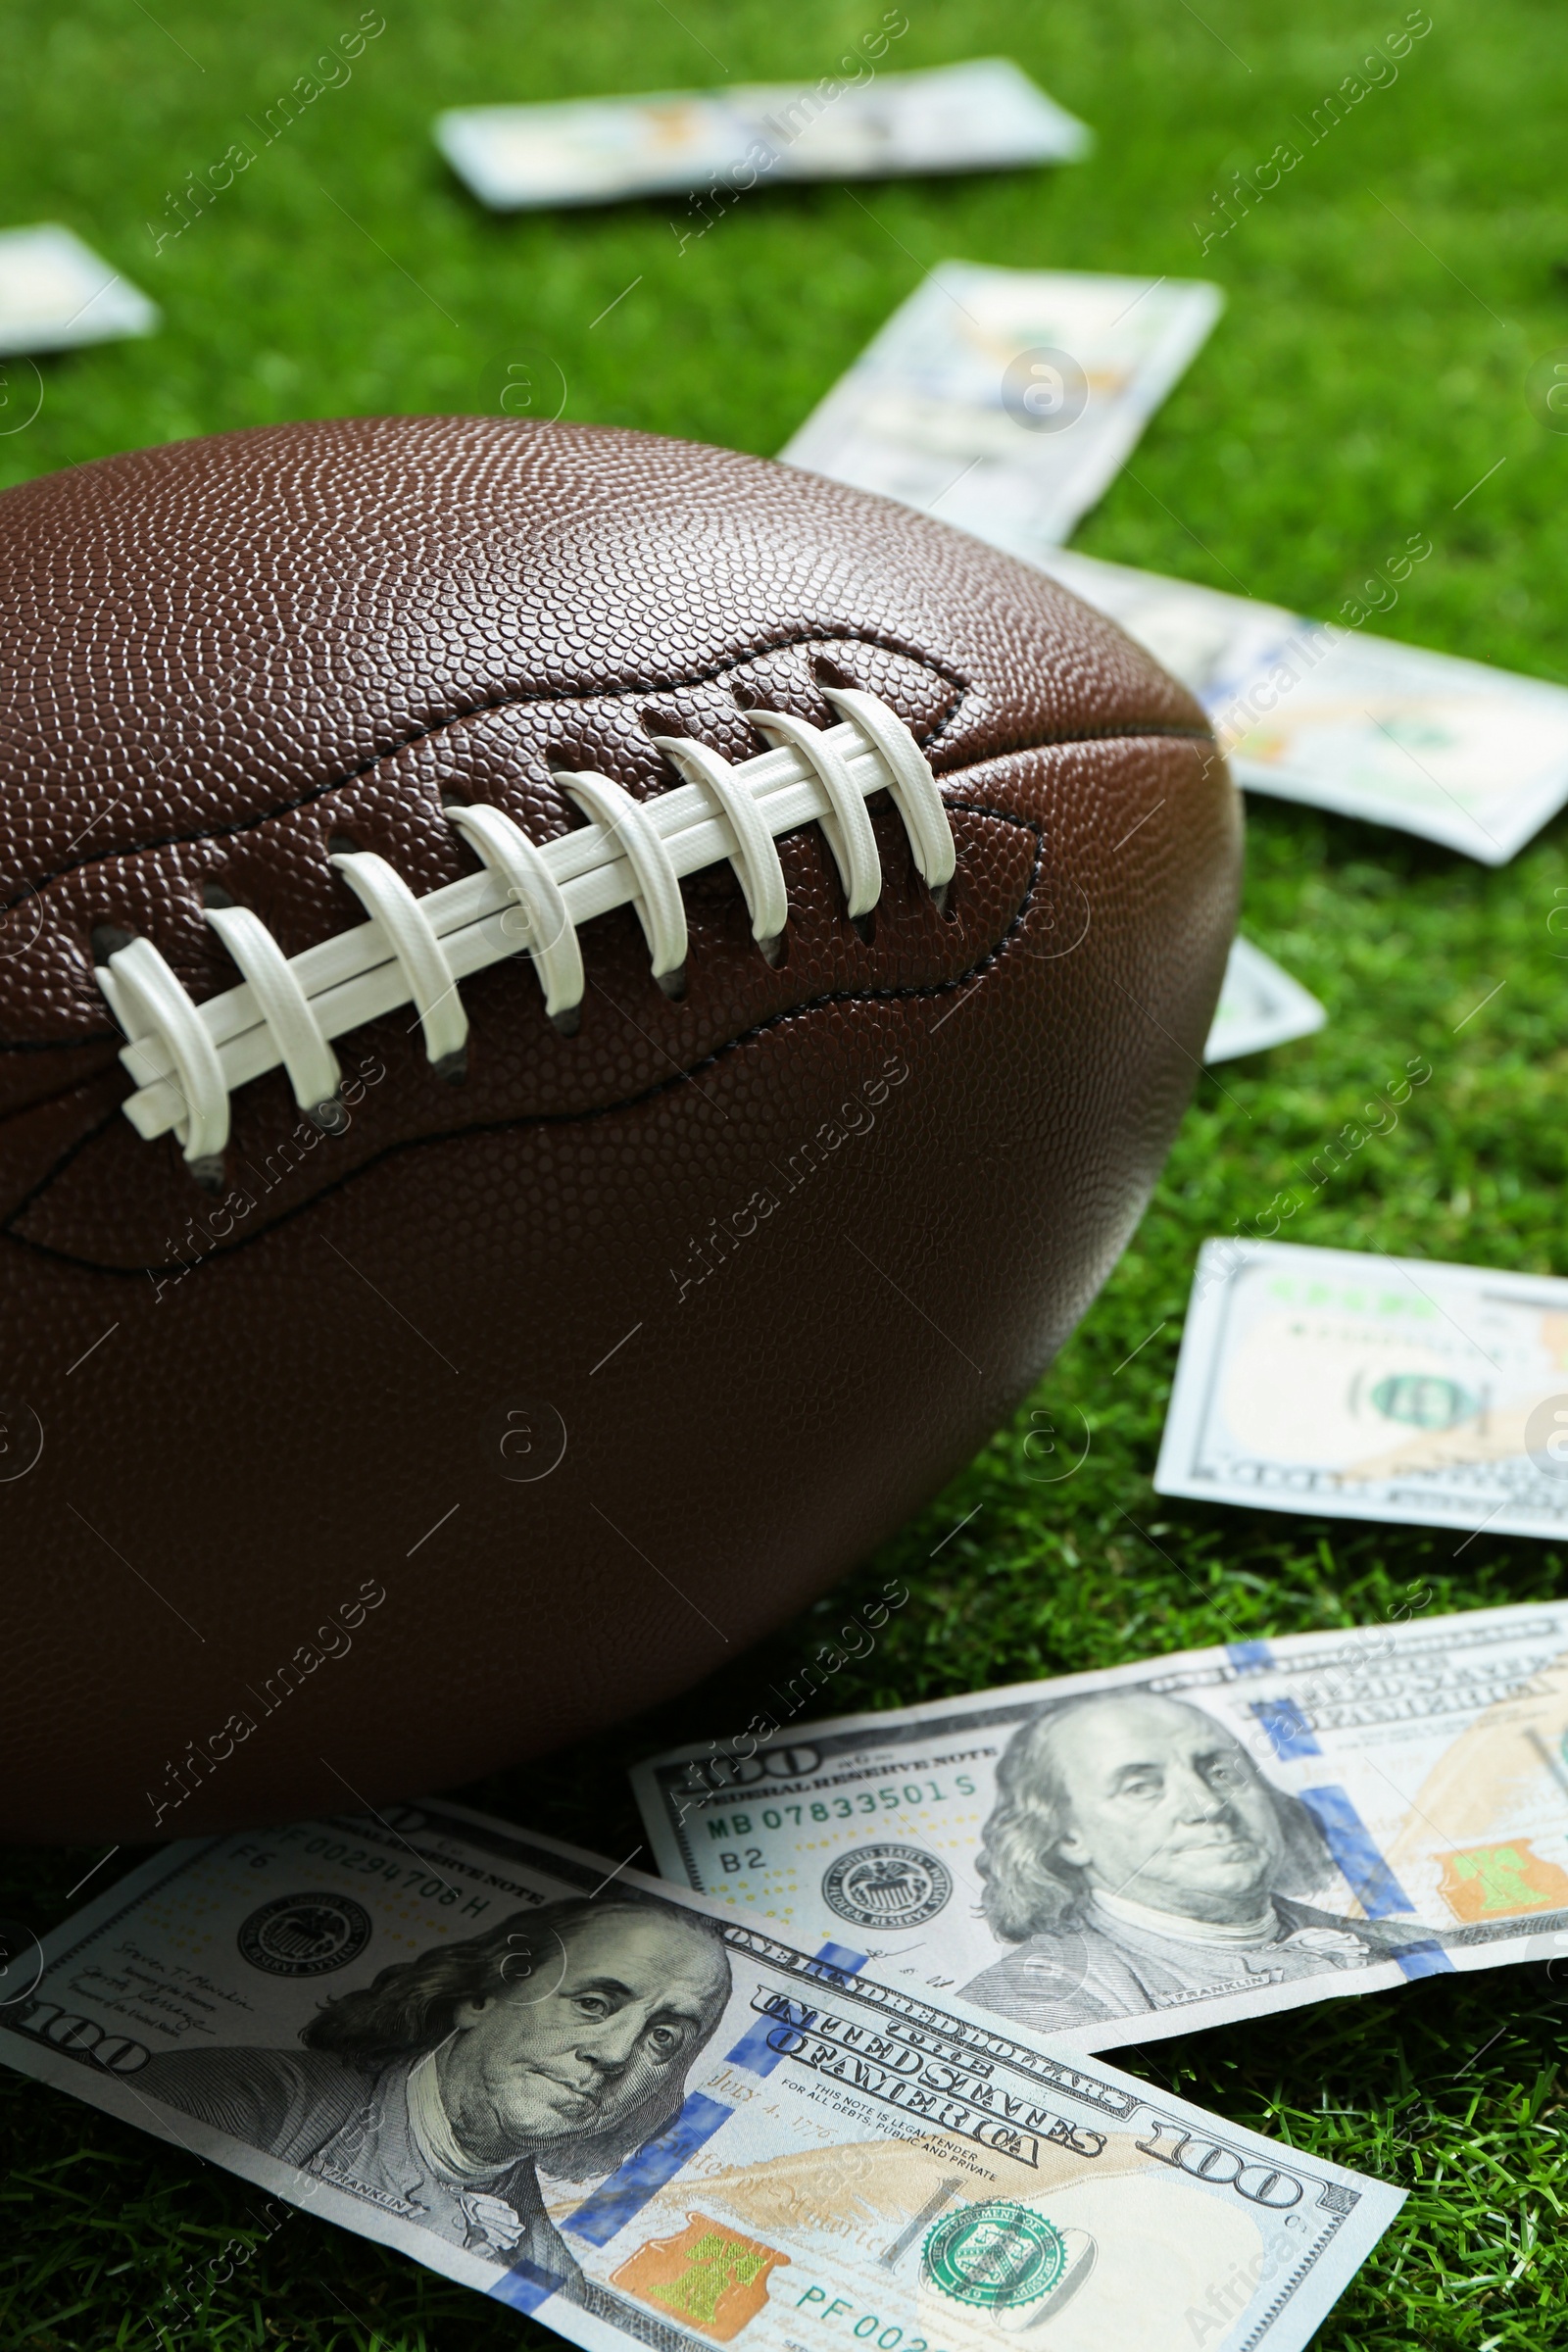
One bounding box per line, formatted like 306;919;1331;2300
649;733;789;954
98;689;955;1179
821;683;956;906
205;902;344;1126
99;936;229;1179
447;801;585;1031
745;706;882;918
555;768;688;994
331;851;468;1077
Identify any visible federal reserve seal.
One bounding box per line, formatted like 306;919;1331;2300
237;1892;372;1977
923;2201;1067;2310
820;1843;953;1929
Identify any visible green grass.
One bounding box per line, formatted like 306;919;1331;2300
5;0;1568;2344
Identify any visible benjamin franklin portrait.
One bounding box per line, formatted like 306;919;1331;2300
139;1893;731;2295
961;1690;1434;2034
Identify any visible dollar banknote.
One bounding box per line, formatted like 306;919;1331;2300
0;220;158;355
1034;547;1568;864
0;1800;1399;2350
436;60;1090;211
780;265;1222;551
1156;1240;1568;1539
1203;938;1326;1064
632;1597;1568;2056
779;288;1568;862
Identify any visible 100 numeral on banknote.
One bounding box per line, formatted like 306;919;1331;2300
0;1802;1398;2351
633;1602;1568;2055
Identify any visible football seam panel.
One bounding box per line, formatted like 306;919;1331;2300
3;789;1057;1277
0;625;1209;920
0;625;959;915
0;715;1213;1059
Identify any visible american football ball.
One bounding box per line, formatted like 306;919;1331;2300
0;416;1239;1842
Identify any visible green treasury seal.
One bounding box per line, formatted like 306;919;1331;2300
922;2200;1067;2309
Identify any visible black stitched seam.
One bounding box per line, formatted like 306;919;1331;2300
2;793;1045;1278
0;713;1212;1058
0;1033;120;1060
2;626;965;914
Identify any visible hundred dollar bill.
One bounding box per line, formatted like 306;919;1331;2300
781;265;1222;551
632;1598;1568;2059
1203;938;1325;1065
1157;1240;1568;1539
436;60;1090;211
1035;547;1568;864
0;1799;1398;2351
782;289;1568;861
0;220;158;355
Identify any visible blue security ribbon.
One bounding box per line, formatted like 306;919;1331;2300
722;1940;867;2078
1227;1641;1276;1674
490;2252;576;2314
564;2091;734;2248
1298;1783;1416;1917
1250;1695;1322;1760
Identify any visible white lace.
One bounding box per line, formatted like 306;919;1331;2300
97;687;956;1182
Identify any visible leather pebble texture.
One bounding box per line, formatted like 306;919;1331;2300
0;416;1241;1841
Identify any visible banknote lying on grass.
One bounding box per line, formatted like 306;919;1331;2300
436;60;1089;211
633;1600;1568;2061
781;280;1568;858
1156;1239;1568;1540
1203;938;1326;1064
1035;547;1568;864
0;1800;1398;2350
0;221;158;355
781;264;1222;551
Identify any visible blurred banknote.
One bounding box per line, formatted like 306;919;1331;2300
1036;547;1568;864
633;1597;1568;2058
0;221;157;355
1157;1240;1568;1540
1204;937;1326;1063
781;264;1221;549
0;1802;1398;2352
436;60;1089;210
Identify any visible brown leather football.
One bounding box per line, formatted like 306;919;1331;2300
0;416;1239;1842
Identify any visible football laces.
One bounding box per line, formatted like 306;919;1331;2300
97;686;956;1187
